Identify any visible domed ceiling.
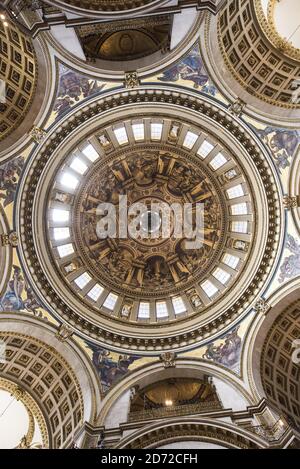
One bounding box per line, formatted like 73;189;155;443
59;0;153;10
130;378;219;411
261;302;300;431
1;0;300;450
201;0;300;123
16;88;281;352
65;144;225;297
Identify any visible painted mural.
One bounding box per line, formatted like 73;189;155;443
155;45;218;97
0;265;42;314
86;326;243;392
0;156;25;207
202;327;242;371
88;343;143;392
279;234;300;284
255;127;300;172
86;325;244;393
181;312;256;375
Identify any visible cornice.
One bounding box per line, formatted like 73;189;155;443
257;0;300;62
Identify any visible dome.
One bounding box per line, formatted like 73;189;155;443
2;1;299;451
0;20;38;142
201;0;300;123
16;87;281;352
43;0;170;18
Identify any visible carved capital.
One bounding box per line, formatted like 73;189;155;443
160;352;176;368
55;323;74;342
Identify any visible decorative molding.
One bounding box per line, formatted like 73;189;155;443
254;298;270;315
0;377;49;448
229;99;246;117
0;206;13;297
43;0;167;17
30;126;47;144
0;332;84;448
115;419;265;449
1;231;19;247
55;323;75;342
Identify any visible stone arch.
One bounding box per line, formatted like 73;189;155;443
0;313;102;448
115;418;266;449
0;376;49;448
97;358;255;429
0;24;52;159
245;278;300;434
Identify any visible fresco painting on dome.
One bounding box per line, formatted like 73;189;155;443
52;64;106;121
0;265;42;315
182;314;255;375
279;234;300;284
150;45;218;98
0;156;25;207
87;343;154;392
201;327;242;373
181;327;242;374
254;126;300;172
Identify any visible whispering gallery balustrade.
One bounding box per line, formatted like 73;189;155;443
128;400;223;422
243;418;289;443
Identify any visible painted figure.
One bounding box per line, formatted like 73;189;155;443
203;327;242;369
0;156;24;206
89;344;140;390
157;47;217;96
255;127;300;171
54;66;104;118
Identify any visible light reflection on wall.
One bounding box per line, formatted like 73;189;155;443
274;0;300;48
0;390;42;449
